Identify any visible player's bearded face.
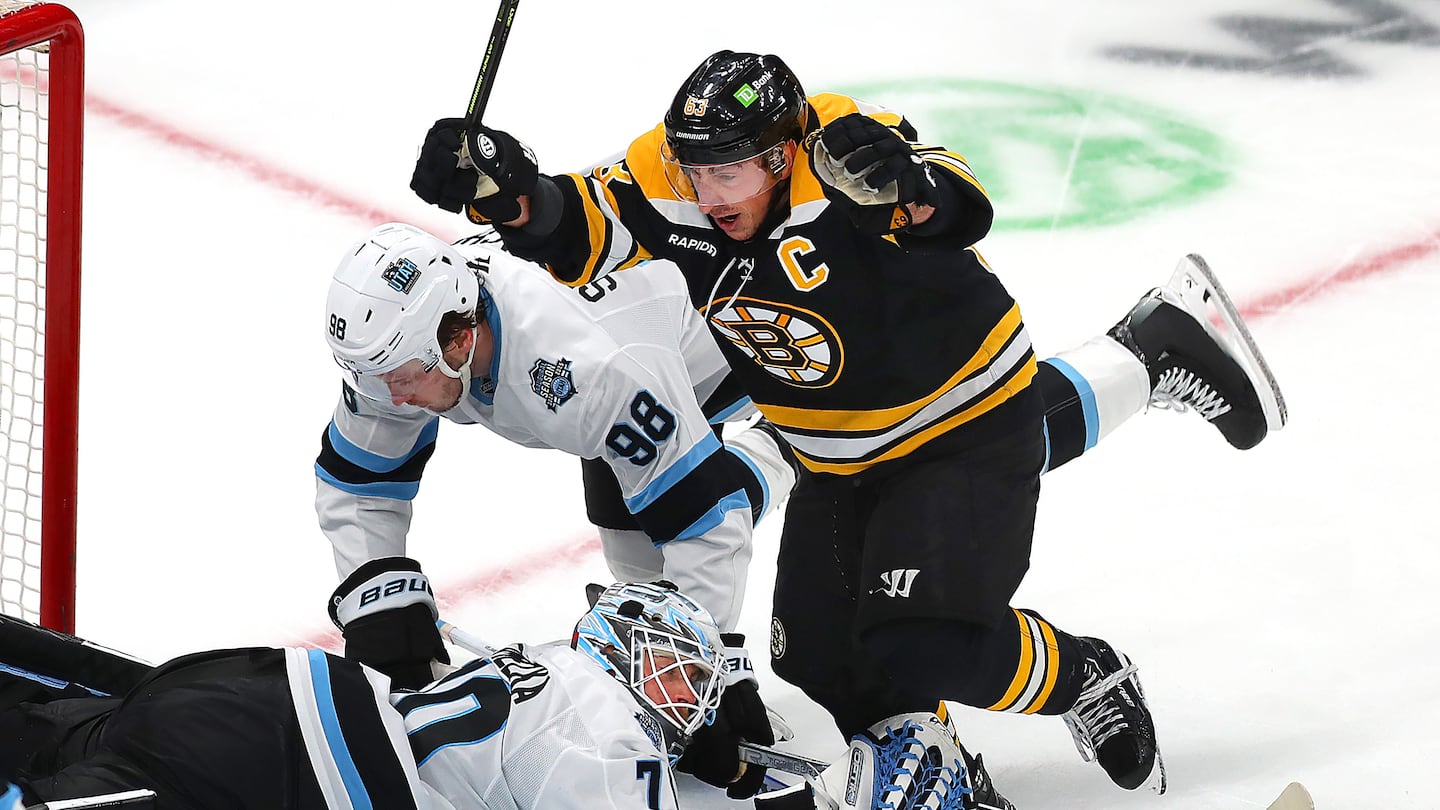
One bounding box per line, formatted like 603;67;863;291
375;358;464;413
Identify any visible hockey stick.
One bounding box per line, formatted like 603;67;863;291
25;790;157;809
466;0;519;130
742;746;1315;809
738;741;829;780
438;620;498;658
458;0;520;178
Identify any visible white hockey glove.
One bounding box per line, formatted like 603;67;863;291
329;556;449;691
677;634;774;799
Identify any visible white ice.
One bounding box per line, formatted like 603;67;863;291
48;0;1440;807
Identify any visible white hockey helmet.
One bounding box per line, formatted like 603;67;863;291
572;581;727;758
326;223;482;403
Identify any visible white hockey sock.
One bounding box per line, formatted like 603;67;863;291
598;527;665;583
1046;336;1151;446
724;422;798;525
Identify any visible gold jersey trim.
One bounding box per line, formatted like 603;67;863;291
762;303;1026;432
788;355;1036;475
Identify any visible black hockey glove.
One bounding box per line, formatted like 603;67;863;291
675;634;773;800
812;113;940;234
410;118;539;225
329;556;449;691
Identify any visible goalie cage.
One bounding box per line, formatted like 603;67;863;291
0;0;83;633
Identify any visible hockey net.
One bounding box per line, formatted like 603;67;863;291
0;0;82;632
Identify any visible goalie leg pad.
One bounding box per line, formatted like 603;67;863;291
815;712;973;810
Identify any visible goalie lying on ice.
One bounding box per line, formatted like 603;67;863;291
0;578;728;810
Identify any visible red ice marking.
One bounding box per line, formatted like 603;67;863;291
73;89;1440;648
297;534;603;651
85;95;421;228
1240;228;1440;320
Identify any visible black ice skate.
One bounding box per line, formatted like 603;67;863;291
1062;637;1166;794
1108;254;1287;450
961;750;1016;810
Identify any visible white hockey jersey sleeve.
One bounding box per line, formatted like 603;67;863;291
315;389;440;576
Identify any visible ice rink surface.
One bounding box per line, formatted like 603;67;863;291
52;0;1440;807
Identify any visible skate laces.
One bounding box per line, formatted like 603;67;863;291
1064;659;1141;760
1150;365;1231;420
876;720;972;810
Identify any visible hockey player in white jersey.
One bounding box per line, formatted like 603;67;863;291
316;222;790;797
0;577;729;810
317;222;793;633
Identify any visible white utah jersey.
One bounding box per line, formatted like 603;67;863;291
399;643;679;810
315;239;782;627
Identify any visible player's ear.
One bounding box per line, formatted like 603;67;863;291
448;323;476;354
779;140;799;180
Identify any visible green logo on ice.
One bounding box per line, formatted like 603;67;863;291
838;79;1231;231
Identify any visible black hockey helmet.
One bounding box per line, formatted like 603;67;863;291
663;50;808;168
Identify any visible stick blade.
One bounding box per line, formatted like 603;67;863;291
1266;782;1314;810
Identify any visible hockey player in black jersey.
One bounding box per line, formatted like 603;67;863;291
411;50;1288;800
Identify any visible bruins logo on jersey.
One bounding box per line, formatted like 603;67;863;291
706;296;843;388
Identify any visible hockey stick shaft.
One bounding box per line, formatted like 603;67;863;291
465;0;520;130
27;790;157;809
738;741;829;779
438;620;498;658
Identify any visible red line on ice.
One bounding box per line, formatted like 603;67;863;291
84;90;1440;647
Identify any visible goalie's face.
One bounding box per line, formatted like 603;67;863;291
637;649;719;737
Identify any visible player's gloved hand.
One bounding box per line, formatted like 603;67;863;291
410;118;539;225
676;634;774;799
811;112;939;234
329;556;449;691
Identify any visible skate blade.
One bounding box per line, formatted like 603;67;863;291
1266;782;1314;810
1165;254;1288;430
1141;748;1168;795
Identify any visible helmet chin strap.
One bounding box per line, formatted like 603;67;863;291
437;323;480;393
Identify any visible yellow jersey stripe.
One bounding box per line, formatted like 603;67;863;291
791;355;1036;474
761;303;1025;432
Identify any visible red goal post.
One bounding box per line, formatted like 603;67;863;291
0;0;82;632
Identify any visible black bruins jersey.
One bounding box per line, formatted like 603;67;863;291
493;93;1039;475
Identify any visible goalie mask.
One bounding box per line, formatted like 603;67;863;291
572;582;727;759
326;222;482;407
